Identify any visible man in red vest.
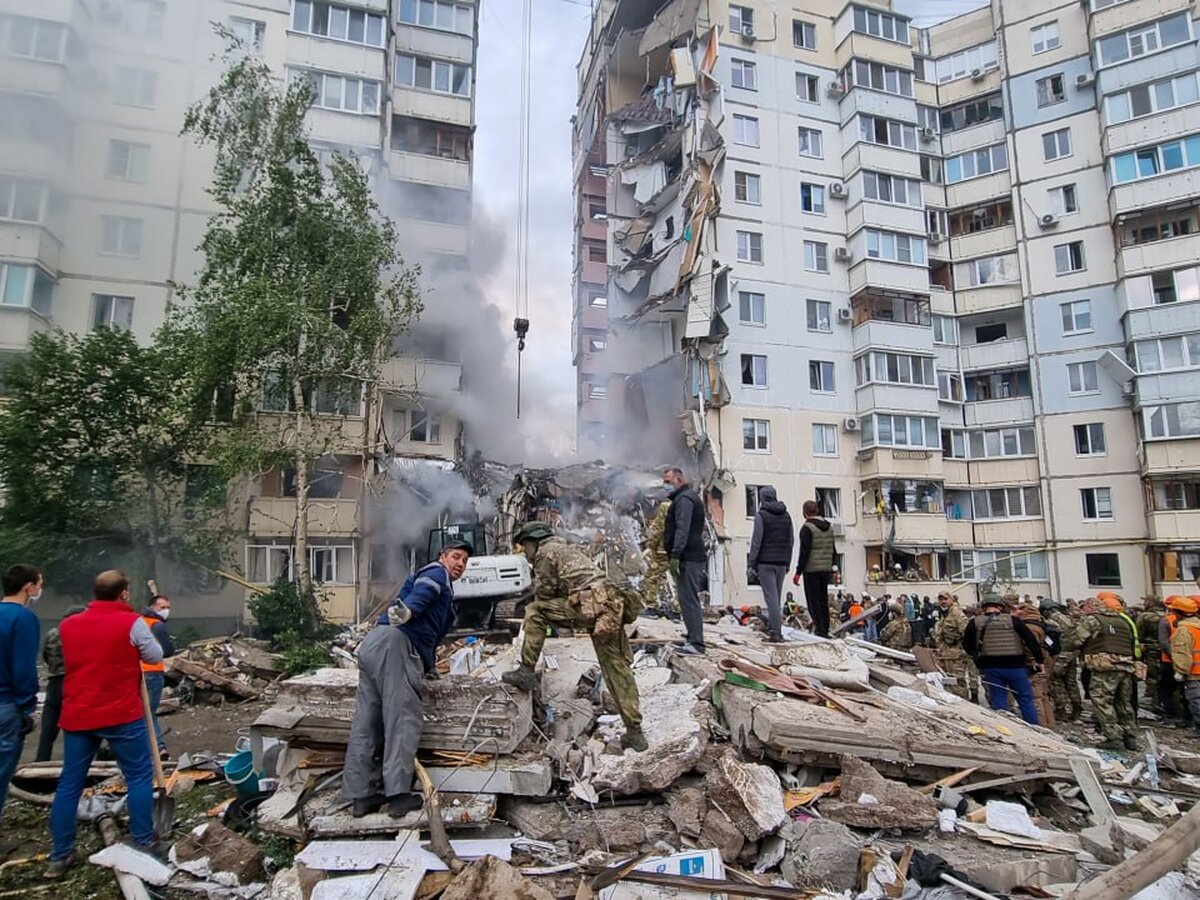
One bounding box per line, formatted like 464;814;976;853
45;570;164;878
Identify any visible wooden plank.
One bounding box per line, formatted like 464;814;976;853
1070;756;1116;827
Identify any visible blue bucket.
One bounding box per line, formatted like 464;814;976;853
223;750;260;798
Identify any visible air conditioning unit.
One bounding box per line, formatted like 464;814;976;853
827;80;846;98
829;181;846;198
834;246;852;262
1039;212;1059;229
1075;71;1095;88
920;126;937;142
837;307;853;323
843;416;860;432
971;67;985;81
741;24;756;41
928;231;944;245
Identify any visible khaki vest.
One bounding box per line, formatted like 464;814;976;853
802;520;835;573
974;613;1022;658
1085;611;1136;658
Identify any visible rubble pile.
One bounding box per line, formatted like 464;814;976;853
164;636;284;704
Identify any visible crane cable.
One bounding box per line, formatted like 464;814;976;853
512;0;533;418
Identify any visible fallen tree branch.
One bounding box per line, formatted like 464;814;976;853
413;759;463;874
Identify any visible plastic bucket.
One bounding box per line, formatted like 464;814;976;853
223;750;260;798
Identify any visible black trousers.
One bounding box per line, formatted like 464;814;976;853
35;675;64;762
803;571;831;638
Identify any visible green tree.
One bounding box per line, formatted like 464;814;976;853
0;328;228;594
173;42;419;609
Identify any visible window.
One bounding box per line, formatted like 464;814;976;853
797;127;823;158
100;216;143;257
809;360;835;392
1031;21;1060;54
91;294;134;331
812;423;838;456
856;352;936;387
797;73;819;102
862;414;940;449
587;383;607;401
815;487;841;520
732;114;759;147
397;0;474;36
738;290;765;325
106;140;150;182
848;59;914;97
1097;14;1190;66
1074;422;1106;455
0;264;49;313
971;486;1042;520
745;485;764;518
932;315;957;345
1035;74;1066;107
734;171;761;204
0;15;68;62
1149;267;1200;305
943;426;1036;459
1043;128;1072;161
407;409;442;443
1107;73;1200;124
939;94;1004;133
852;7;910;44
954;549;1048;582
1049;184;1078;216
588;292;607;308
1086;553;1122;587
935;41;998;83
1132;335;1200;372
804;241;828;272
742;418;769;451
1054;241;1086;274
1151;481;1200;510
956;254;1018;287
800;182;825;214
731;59;757;90
292;69;382;113
230;16;266;52
0;176;44;223
1067;361;1099;394
920;155;943;184
587;243;605;262
125;0;165;36
394;54;471;97
587;337;606;352
114;67;158;107
964;367;1032;402
944;144;1007;184
806;298;831;333
1111;134;1200;184
938;372;964;402
736;231;763;263
1081;487;1114;520
391;116;472;160
862;172;922;208
741;354;768;387
247;544;355;585
1124;213;1196;245
865;229;926;264
858;115;917;150
793;20;816;50
293;0;386;45
1060;299;1092;333
1144;401;1200;438
730;6;753;34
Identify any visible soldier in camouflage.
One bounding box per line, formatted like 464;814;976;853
880;601;912;651
1042;597;1083;722
502;522;646;752
934;591;973;700
641;501;672;612
1136;596;1165;714
35;606;85;762
1064;595;1142;750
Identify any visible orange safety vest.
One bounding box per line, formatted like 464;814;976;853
140;615;165;673
848;603;864;619
1163;613;1179;664
1187;623;1200;677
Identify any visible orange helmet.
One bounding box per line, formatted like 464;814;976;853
1097;591;1124;611
1166;595;1191;611
1175;598;1200;616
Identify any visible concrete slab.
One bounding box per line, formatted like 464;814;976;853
538;638;601;741
305;793;496;839
422;756;552;797
295;838;513;873
703;751;786;840
309;868;424;900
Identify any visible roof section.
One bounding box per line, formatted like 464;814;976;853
610;92;675;125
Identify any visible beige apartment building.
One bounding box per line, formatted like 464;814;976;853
0;0;479;626
572;0;1200;606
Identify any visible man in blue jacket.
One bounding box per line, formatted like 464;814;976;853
0;565;41;816
342;540;471;818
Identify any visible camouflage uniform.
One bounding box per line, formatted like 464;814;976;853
1047;610;1083;720
641;502;672;611
1015;610;1056;728
521;536;642;729
1137;604;1165;712
42;626;65;677
1065;611;1139;745
934;601;973;699
880;616;912;651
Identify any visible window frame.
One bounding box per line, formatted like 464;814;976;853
732;114;760;147
1074;422;1106;455
740;353;768;388
1060;299;1093;334
730;58;758;91
292;67;383;113
1054;241;1086;275
736;230;764;264
1043;128;1072;161
812;423;838;457
99;215;143;258
738;290;765;326
809;359;835;393
1031;21;1060;54
396;0;475;36
106;139;150;183
90;293;134;332
1067;360;1100;394
1085;552;1122;587
734;170;762;205
800;182;826;214
797;126;824;158
393;53;471;98
793;20;817;50
742;417;770;452
806;298;832;333
796;72;820;102
291;0;387;47
1035;73;1067;107
804;240;829;273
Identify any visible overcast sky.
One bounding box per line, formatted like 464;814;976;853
471;0;988;457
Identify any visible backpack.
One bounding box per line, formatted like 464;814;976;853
1042;621;1062;656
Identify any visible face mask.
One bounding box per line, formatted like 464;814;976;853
27;589;42;606
157;608;170;620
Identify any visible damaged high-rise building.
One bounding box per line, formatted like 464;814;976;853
571;0;1200;605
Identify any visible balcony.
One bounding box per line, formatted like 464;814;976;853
942;459;969;485
0;306;51;351
842;143;922;180
391;86;472;127
1143;439;1200;474
0;56;71;97
248;498;360;538
846;202;926;237
307;108;382;150
1124;299;1200;340
380;357;462;394
401;220;468;255
959;338;1029;371
946;517;973;546
849;259;930;296
860;512;949;547
963;396;1034;427
949;224;1016;262
944;171;1011;211
387;150;470;189
937;67;1002;108
1117;233;1200;282
973;518;1047;547
967;457;1041;485
851;319;934;353
1111;171;1200;219
940;119;1006;159
834;33;915;71
1135;370;1200;406
286;33;386;80
855;384;940;416
0;223;62;275
1148;509;1200;542
1089;0;1189;36
838;87;918;127
253;412;367;453
954;283;1023;315
1105;105;1197;157
856;447;944;479
394;24;475;64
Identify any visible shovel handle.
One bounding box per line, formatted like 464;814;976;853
140;676;168;793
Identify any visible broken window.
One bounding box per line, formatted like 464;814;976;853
408;409;442;443
741;354;768;387
390;115;472;161
815;487;841;520
744;484;764;518
1086;552;1121;587
90;294;134;332
1035;73;1066;107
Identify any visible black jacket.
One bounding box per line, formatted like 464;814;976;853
748;489;794;567
140;608;177;660
664;484;707;562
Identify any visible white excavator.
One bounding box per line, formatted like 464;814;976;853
425;522;532;630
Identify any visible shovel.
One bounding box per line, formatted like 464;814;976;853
140;676;176;837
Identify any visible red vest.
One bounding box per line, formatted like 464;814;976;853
60;600;143;731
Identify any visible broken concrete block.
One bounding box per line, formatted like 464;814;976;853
665;784;706;838
771;642;871;691
421;756;552;797
699;806;744;861
702;750;786;840
173;821;268;886
818;756;938;831
441;856;555;900
309;868;425;900
504;798;675;852
88;843;173;886
780;818;862;893
266;866;305;900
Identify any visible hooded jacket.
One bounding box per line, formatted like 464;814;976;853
664;483;707;563
795;517;836;574
748;487;794;567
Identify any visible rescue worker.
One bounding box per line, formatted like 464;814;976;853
641;500;672;612
933;591;972;700
343;540;471;818
1136;596;1165;714
502;523;646;752
140;592;177;759
1014;604;1056;728
662;467;708;654
1159;596;1192;724
879;600;912;651
963;595;1043;724
1168;597;1200;730
1065;595;1141;751
1042;597;1082;722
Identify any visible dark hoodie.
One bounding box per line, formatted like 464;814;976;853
748;487;794;567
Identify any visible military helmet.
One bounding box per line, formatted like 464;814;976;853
980;593;1007;610
513;521;554;544
1039;597;1063;612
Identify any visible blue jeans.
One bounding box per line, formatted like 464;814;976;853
144;672;166;752
50;720;155;859
983;666;1039;725
0;702;27;816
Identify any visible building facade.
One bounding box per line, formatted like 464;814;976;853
0;0;479;624
571;0;1200;606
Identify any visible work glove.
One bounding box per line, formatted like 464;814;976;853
386;601;412;626
1176;672;1187;683
668;558;680;578
792;572;802;586
20;715;34;736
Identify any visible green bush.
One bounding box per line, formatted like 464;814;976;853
248;578;321;641
274;628;331;676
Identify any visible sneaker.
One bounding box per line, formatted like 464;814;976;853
387;794;424;818
501;666;537;692
351;795;386;818
44;853;76;879
674;643;705;656
620;727;648;753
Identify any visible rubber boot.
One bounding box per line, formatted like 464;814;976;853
501;665;537;692
621;726;648;753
